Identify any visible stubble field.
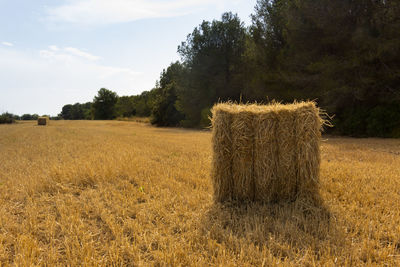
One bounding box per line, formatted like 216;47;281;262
0;120;400;266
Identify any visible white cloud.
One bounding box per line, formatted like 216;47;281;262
40;46;100;61
2;42;14;47
45;0;239;25
0;47;148;115
64;47;100;61
38;47;141;76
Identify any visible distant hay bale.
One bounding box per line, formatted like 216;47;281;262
211;101;324;203
37;117;49;126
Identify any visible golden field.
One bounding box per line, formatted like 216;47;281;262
0;120;400;266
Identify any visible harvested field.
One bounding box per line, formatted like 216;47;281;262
0;120;400;265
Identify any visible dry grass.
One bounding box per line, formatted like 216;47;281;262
0;121;400;265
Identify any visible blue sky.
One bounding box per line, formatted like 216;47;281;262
0;0;256;116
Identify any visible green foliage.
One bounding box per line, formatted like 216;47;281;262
247;0;400;137
176;12;247;127
116;91;157;118
0;112;16;124
334;107;369;137
92;88;119;120
149;5;400;136
151;62;184;127
50;116;61;120
116;96;136;118
367;105;400;138
21;114;38;120
58;90;156;122
60;105;73;120
133;90;156;117
334;104;400;138
52;1;400;137
199;107;212;128
59;102;92;120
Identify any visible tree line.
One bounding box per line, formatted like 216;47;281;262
0;113;56;124
100;0;397;137
10;0;399;137
58;88;156;120
150;0;399;137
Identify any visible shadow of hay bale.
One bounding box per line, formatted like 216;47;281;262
200;199;344;259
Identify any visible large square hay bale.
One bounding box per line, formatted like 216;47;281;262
211;101;323;203
37;117;49;126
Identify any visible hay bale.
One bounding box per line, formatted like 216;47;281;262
211;101;323;203
37;117;49;126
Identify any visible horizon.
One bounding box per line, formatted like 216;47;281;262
0;0;255;116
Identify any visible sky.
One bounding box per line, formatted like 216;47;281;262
0;0;256;116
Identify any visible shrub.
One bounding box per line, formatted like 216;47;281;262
333;103;400;138
367;105;400;138
334;107;368;137
0;112;16;124
199;107;212;128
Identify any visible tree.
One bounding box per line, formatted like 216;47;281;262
81;102;93;120
0;112;15;124
177;12;247;127
60;104;73;120
92;88;118;120
250;0;400;137
116;96;136;117
59;102;92;120
132;90;157;117
21;114;33;120
151;62;185;126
